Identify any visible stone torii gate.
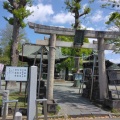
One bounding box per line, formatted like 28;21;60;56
28;22;119;101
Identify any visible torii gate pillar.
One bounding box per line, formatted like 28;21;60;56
98;38;108;100
47;34;56;100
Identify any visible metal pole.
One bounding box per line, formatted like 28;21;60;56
2;100;18;120
13;101;18;120
33;50;39;65
43;100;47;120
114;81;119;99
36;99;47;120
90;55;97;100
2;102;7;120
36;101;38;120
0;73;1;90
38;48;43;98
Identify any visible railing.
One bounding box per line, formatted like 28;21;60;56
36;99;47;120
2;100;18;120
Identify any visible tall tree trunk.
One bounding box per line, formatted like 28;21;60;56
11;17;20;66
7;17;20;88
73;5;80;86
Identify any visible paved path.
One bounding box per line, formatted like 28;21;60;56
0;80;114;117
53;82;110;116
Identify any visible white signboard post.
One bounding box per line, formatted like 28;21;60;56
5;66;28;81
0;63;4;89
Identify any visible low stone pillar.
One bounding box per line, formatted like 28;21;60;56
0;73;2;90
15;112;22;120
0;90;9;116
27;66;37;120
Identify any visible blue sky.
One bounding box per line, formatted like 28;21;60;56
0;0;120;63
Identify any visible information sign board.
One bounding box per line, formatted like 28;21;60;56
5;66;28;81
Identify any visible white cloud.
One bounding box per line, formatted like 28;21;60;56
82;3;89;12
104;15;109;22
105;50;113;55
91;10;103;22
26;4;74;25
108;58;120;63
81;24;94;30
26;3;54;23
87;27;94;30
105;50;120;63
107;26;120;31
52;12;74;24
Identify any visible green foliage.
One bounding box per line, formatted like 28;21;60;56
0;48;3;55
101;0;120;26
84;7;91;14
106;12;120;26
65;0;91;29
65;0;91;15
100;0;120;53
101;3;111;8
56;105;61;113
56;57;74;71
65;0;81;13
3;0;32;66
3;41;11;58
0;24;29;53
4;17;14;25
56;36;92;71
111;108;120;113
0;24;29;65
0;55;10;65
3;1;13;13
101;0;120;9
3;0;32;28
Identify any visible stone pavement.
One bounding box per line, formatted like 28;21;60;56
0;80;115;117
53;81;110;116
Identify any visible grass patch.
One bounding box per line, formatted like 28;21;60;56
0;99;2;105
111;108;120;113
0;91;27;107
56;105;61;113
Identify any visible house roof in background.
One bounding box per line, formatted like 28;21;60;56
19;43;68;63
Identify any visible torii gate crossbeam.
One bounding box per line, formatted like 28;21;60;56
29;22;119;39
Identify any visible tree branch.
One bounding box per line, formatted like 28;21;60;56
8;0;19;8
19;0;27;6
79;12;86;17
74;0;81;2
